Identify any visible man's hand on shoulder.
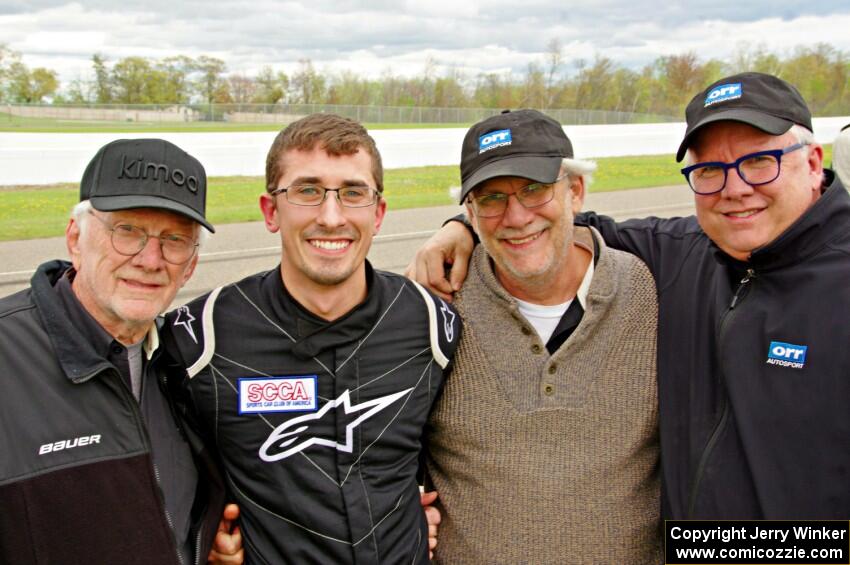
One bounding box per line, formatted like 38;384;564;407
405;219;475;301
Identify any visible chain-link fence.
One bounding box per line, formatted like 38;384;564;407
3;102;678;126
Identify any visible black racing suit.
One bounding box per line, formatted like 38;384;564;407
579;170;850;518
163;263;460;563
0;260;225;564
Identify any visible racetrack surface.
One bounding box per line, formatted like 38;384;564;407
0;184;694;303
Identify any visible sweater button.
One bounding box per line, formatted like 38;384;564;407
543;383;555;396
531;344;542;354
548;364;557;374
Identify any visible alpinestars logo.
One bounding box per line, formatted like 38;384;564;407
259;387;413;462
172;305;197;343
439;299;456;342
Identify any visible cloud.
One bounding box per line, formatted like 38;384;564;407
3;1;850;85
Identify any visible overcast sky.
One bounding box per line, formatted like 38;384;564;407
3;1;850;85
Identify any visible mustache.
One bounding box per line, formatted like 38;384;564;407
493;221;551;239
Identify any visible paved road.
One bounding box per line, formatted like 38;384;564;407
0;184;695;304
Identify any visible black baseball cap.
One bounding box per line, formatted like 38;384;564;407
676;72;812;162
459;109;573;203
80;138;214;232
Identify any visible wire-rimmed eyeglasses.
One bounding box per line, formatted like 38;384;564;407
467;174;568;218
269;184;379;208
88;210;199;265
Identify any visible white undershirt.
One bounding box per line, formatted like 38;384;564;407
511;241;595;344
515;299;570;344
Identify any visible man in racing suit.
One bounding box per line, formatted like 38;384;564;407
408;72;850;519
164;114;460;563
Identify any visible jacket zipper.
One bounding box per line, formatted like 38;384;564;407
117;356;186;565
161;369;207;565
686;268;755;517
154;462;185;565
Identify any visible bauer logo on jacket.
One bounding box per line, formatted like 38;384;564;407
238;375;318;414
766;341;807;369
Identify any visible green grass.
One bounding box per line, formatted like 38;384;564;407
0;146;834;241
0;165;465;240
0;112;468;133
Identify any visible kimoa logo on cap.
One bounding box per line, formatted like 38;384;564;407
119;155;200;193
479;129;512;154
705;83;742;107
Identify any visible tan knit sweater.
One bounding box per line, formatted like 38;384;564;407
427;226;661;564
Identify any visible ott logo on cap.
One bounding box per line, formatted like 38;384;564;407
479;129;512;154
704;83;742;107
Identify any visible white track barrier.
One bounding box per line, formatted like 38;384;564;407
1;117;847;185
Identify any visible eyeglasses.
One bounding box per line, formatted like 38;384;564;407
468;174;567;218
680;142;809;195
269;184;379;208
88;210;199;265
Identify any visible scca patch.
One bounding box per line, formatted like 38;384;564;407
704;83;742;107
766;341;808;369
479;129;512;154
238;375;318;414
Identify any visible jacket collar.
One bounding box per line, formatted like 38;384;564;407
263;260;385;360
30;259;159;384
715;170;850;271
471;225;615;309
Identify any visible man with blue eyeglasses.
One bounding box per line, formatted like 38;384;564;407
408;72;850;521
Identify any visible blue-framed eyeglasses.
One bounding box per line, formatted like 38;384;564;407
680;142;809;195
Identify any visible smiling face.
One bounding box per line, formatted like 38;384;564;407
467;172;584;300
67;207;199;342
690;122;823;261
260;145;386;301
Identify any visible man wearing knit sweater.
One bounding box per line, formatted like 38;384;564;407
424;110;661;563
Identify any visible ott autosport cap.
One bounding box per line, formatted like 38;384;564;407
459;109;573;203
80;138;214;232
677;72;812;162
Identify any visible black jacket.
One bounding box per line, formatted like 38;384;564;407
0;260;225;564
580;170;850;519
163;264;460;564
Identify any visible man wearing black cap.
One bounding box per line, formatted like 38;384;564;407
0;139;241;564
423;109;661;562
410;72;850;520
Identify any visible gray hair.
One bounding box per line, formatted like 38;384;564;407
561;157;597;188
70;200;208;249
449;156;598;201
683;123;815;166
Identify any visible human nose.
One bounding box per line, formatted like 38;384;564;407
720;165;755;199
130;235;167;269
499;191;535;227
315;191;347;228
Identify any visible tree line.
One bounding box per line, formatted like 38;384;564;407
1;42;849;117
